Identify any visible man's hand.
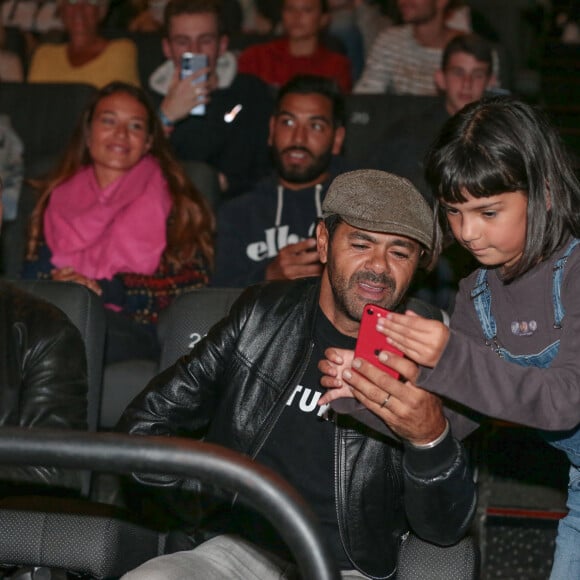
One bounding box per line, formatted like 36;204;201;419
377;310;450;368
52;267;103;296
265;239;323;280
160;66;212;125
334;356;446;445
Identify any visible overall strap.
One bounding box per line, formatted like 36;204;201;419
552;238;580;328
470;269;496;341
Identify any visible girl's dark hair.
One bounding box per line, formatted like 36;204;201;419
28;81;215;269
425;95;580;281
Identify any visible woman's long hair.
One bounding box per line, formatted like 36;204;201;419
27;81;215;269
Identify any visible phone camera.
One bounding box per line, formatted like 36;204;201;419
366;307;373;315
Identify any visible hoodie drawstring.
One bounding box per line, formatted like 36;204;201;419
275;183;324;228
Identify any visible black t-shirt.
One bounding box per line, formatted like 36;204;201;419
228;306;356;569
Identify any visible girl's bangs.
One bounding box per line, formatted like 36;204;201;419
437;144;524;203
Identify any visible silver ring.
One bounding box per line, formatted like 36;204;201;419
380;394;391;408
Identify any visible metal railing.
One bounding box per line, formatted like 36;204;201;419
0;428;340;580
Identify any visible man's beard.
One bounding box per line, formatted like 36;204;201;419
328;263;399;324
272;146;333;185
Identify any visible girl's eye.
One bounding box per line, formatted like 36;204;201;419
129;122;145;132
100;116;115;125
444;207;459;216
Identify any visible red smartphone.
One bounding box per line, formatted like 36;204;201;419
355;304;402;379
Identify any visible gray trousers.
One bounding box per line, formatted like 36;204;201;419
121;534;369;580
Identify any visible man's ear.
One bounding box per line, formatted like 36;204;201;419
317;220;329;264
332;126;346;155
268;115;276;147
218;34;229;57
162;37;172;61
434;69;446;93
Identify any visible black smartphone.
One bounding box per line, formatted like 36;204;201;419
180;52;208;116
355;304;402;379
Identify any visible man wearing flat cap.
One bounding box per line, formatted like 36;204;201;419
119;169;477;580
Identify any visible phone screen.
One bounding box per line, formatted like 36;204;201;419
354;304;402;379
180;52;208;116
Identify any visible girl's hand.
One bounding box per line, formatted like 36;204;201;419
51;267;103;296
318;348;355;405
377;310;449;368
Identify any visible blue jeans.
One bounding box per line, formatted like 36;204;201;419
550;465;580;579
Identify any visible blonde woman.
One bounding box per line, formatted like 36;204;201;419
28;0;140;88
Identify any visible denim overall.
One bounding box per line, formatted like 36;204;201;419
471;238;580;579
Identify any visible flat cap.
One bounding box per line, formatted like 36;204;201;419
322;169;434;250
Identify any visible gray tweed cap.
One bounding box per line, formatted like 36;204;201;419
322;169;434;250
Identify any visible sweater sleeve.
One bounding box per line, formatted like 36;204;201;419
353;29;391;94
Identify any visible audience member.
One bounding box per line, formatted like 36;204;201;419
28;0;140;88
366;34;496;310
327;0;365;81
128;0;167;31
0;19;24;81
0;114;24;222
0;182;88;495
151;0;274;198
369;33;496;199
21;82;214;364
118;169;476;580
1;0;63;55
128;0;242;34
212;75;349;288
239;0;284;33
354;0;463;95
237;0;352;92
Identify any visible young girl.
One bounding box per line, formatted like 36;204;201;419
371;95;580;579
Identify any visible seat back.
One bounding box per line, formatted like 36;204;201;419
158;287;243;371
99;288;243;431
343;94;440;167
397;534;479;579
10;280;106;434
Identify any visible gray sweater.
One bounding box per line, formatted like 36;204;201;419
419;240;580;431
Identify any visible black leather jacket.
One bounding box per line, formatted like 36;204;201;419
119;278;476;578
0;281;88;491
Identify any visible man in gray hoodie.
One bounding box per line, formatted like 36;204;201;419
212;74;349;288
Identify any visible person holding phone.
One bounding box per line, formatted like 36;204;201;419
150;0;274;198
212;75;351;288
119;169;476;580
